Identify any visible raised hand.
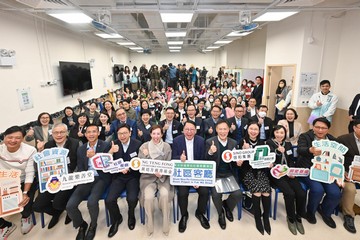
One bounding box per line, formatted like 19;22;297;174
27;127;34;137
142;148;149;156
242;140;250;149
105;123;110;132
86;147;96;158
109;141;119;154
277;145;285;153
36;140;45;152
180;150;186;162
138;129;143;137
209;140;217;154
231;122;236;131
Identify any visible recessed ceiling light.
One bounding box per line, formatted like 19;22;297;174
47;11;92;24
227;31;252;37
165;32;186;37
202;50;213;52
170;50;180;52
117;42;136;46
95;33;123;39
214;40;232;44
253;11;298;22
161;13;193;23
207;46;220;49
168;41;184;45
129;47;143;50
137;50;143;53
169;46;182;49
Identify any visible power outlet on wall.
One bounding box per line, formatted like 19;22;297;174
40;80;57;87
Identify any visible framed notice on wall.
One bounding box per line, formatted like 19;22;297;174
17;88;33;111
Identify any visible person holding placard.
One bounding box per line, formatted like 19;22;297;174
297;117;341;229
138;125;173;237
0;126;37;237
33;123;80;229
238;121;272;235
267;125;306;235
337;119;360;234
205;119;242;230
106;124;142;237
172;120;209;233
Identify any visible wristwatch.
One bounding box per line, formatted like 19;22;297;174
23;191;28;195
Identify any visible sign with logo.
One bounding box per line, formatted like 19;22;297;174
0;169;23;217
347;155;360;183
270;164;309;179
46;171;94;194
222;145;276;169
170;160;216;186
90;153;130;173
310;140;348;185
129;157;174;175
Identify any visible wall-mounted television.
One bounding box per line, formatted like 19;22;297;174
59;61;93;96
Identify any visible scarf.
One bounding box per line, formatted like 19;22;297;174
148;139;165;159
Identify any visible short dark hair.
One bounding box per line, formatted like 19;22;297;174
258;105;268;110
353;119;360;127
4;126;25;137
86;124;99;132
117;123;131;132
211;105;222;112
320;80;331;86
140;109;151;116
215;119;229;128
272;125;287;142
184;120;196;129
63;106;74;113
166;107;175;112
313;117;331;129
285;108;298;119
235;104;244;110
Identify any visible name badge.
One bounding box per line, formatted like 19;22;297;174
244;125;248;130
202;116;206;119
130;152;137;158
130;127;133;131
286;150;293;155
265;126;269;130
173;130;178;134
66;157;70;164
48;129;52;135
98;126;102;132
196;126;200;129
146;124;151;129
220;114;224;118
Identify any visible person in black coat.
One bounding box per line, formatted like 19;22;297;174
348;93;360;133
136;109;155;143
251;76;263;107
106;124;142;237
203;105;222;140
227;104;249;147
68;113;90;144
159;107;183;146
196;99;210;120
250;105;273;141
62;106;78;129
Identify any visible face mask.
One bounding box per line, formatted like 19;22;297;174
194;100;198;104
223;99;227;102
209;99;214;103
189;94;193;97
247;83;252;87
162;91;165;94
176;94;180;97
258;111;266;118
242;82;246;86
137;91;140;95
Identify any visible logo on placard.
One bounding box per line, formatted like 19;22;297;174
130;157;141;170
47;176;61;192
221;150;233;163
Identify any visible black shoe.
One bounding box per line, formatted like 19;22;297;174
222;200;234;222
255;217;264;235
195;210;210;230
48;213;61;229
343;215;356;233
218;211;226;230
317;206;336;228
76;221;88;240
108;216;122;238
64;214;72;225
305;212;317;224
263;216;271;235
178;214;188;233
85;225;96;240
128;216;135;230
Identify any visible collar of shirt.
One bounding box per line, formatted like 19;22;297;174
122;139;131;149
217;137;227;147
87;141;98;150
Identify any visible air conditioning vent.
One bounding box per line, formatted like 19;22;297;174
16;0;70;9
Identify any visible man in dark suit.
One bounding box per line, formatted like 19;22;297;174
348;93;360;133
66;124;111;240
244;98;257;119
250;105;273;141
106;124;142;237
159;107;183;146
107;108;137;140
337;119;360;234
203;105;222;140
227;104;248;147
183;104;204;137
205;120;242;230
172;121;209;233
251;76;263;107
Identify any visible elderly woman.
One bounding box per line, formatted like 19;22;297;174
138;125;173;236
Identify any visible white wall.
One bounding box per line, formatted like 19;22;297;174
0;11;129;132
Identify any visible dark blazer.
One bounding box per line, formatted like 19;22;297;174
108;118;137;140
172;135;205;160
250;115;273;141
44;137;80;172
227;116;249;145
69;124;88;144
337;133;360;172
296;130;337;169
159;119;183;142
62;114;78;129
205;136;238;178
203;117;218;140
77;140;112;184
251;84;263;107
197;108;210;120
112;138;142;178
136;121;154;143
266;139;295;167
349;94;360;118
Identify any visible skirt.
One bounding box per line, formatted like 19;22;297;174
243;170;271;193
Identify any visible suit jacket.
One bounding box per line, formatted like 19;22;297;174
349;94;360;118
197;108;210;120
159;119;183;142
172;135;205;160
251;84;263;107
337;133;360;172
250;115;273;141
277;119;303;146
108;118;137;140
25;124;54;143
227;116;248;145
44;137;79;172
136;121;154;143
62;114;78;129
203;117;218;140
77;139;112;184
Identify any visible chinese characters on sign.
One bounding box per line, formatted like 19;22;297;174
270;164;309;179
90;153;130;173
0;169;23;217
130;158;174;175
46;171;94;194
349;155;360;183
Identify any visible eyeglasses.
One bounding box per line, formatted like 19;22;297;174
53;131;67;135
313;126;328;130
184;128;196;132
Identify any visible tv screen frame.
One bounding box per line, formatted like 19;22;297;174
59;61;93;96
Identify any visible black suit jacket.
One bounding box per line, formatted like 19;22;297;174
337;133;360;172
197;109;210;120
349;94;360;118
159;119;183;142
227;117;248;145
77;140;112;184
203;117;218;140
251;84;263;107
250;115;273;141
172;135;205;160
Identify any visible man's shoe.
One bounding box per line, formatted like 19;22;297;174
20;216;33;234
0;222;16;240
222;200;234;222
178;214;188;233
108;217;122;238
76;221;88;240
287;217;297;235
85;225;97;240
305;212;317;224
65;214;72;225
295;217;305;235
128;216;135;230
218;211;226;230
318;206;336;228
343;215;356;233
195;210;210;229
48;213;61;229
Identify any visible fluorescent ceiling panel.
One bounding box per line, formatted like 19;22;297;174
207;46;220;49
169;46;182;49
161;13;193;23
95;33;123;39
47;12;92;24
203;50;213;52
137;51;143;53
214;40;232;44
253;11;298;22
165;32;187;37
117;42;136;46
227;31;252;37
168;41;184;45
129;47;143;50
170;50;180;52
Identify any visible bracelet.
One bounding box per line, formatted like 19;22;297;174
23;191;28;195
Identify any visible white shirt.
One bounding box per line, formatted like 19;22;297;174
122;139;130;153
217;137;228;147
185;138;194;161
165;121;173;144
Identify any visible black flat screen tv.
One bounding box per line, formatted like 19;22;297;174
59;61;93;96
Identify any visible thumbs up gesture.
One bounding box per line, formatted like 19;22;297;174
86;147;96;158
180;150;186;162
231;122;236;131
109;141;119;154
208;126;213;134
277;145;285;153
242;140;250;149
36;140;45;152
209;140;217;154
138;128;143;137
27;127;34;137
105;123;110;132
182;115;187;124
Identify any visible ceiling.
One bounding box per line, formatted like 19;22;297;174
1;0;360;53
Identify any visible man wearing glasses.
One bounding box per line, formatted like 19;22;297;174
172;121;209;233
183;104;204;137
107;108;137;140
227;105;248;148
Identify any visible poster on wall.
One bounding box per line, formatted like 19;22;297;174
17;88;33;111
113;64;124;83
297;72;318;106
0;169;23;218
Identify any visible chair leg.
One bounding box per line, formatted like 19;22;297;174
31;212;36;226
41;212;45;228
237;200;242;220
273;190;278;220
173;196;176;224
104;202;110;227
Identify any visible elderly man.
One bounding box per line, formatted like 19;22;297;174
0;126;37;238
107;108;137;140
159;107;183;147
172;121;209;233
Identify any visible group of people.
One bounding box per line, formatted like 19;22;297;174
1;68;360;240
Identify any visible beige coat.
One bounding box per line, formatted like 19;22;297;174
277;119;303;146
